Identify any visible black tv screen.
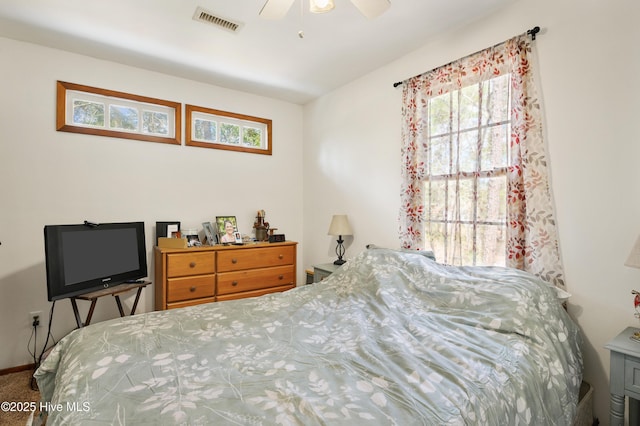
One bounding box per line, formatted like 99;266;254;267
44;222;147;301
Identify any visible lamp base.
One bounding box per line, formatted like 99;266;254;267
333;236;347;266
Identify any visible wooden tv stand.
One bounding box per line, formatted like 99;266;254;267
69;281;149;328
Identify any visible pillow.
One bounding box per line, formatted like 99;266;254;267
366;244;436;261
553;287;571;303
366;245;570;302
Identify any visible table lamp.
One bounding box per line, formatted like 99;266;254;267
626;236;640;269
328;215;353;265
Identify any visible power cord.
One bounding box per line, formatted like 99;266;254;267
26;319;39;390
27;321;37;363
28;301;58;390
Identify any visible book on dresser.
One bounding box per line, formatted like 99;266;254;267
154;241;297;310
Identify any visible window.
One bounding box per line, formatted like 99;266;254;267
424;74;510;266
400;34;564;287
186;104;272;155
56;81;181;145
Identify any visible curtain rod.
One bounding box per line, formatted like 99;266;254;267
392;26;541;88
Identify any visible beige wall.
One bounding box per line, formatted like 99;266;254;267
2;0;639;422
303;0;640;422
0;37;304;369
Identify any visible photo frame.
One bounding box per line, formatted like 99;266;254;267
156;221;181;245
215;216;241;244
202;222;217;245
184;230;201;247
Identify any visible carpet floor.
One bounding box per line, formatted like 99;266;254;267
0;369;40;426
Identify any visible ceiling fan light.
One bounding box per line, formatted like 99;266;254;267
310;0;335;13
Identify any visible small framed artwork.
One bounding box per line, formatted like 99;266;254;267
216;216;239;244
156;221;181;245
202;222;217;245
233;231;243;244
184;230;201;247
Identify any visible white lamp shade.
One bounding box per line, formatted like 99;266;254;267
350;0;390;19
626;235;640;269
328;215;353;236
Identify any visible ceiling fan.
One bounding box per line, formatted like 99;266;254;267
260;0;391;20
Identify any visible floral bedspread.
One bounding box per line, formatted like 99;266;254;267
35;248;582;425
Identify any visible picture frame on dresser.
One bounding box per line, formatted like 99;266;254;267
155;221;180;245
202;222;217;245
216;216;239;244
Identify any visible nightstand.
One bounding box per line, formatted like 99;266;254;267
313;263;342;283
605;326;640;425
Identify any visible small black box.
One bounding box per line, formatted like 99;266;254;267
269;234;286;243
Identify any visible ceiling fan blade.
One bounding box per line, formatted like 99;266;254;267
350;0;390;19
259;0;296;19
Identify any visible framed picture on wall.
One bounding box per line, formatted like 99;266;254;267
216;216;240;244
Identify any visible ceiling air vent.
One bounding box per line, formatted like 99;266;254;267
192;7;243;33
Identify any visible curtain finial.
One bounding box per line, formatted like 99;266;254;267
527;26;540;40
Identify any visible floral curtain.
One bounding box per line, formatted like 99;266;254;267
399;34;565;288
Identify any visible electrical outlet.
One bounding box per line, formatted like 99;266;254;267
29;311;42;328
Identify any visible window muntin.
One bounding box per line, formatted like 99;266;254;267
68;94;171;136
423;73;510;266
186;105;272;155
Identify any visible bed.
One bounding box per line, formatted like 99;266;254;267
34;247;583;425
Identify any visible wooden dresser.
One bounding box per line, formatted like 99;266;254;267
154;241;297;310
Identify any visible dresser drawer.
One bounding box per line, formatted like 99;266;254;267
217;266;294;295
167;275;215;303
217;284;294;302
218;245;294;272
167;252;215;278
167;297;216;310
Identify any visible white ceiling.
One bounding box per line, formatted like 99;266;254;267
0;0;516;104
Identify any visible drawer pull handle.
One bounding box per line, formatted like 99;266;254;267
231;259;238;264
189;262;196;268
232;281;238;286
278;254;284;259
190;286;196;292
278;275;284;280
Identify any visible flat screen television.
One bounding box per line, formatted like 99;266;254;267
44;221;147;301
